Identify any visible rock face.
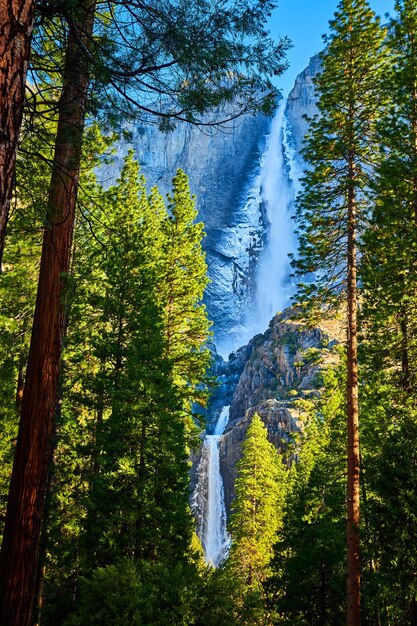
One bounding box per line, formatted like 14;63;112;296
98;54;322;350
285;53;321;166
218;309;341;516
100;108;271;347
181;56;326;537
191;307;342;527
229;312;335;422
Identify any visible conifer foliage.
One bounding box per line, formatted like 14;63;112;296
363;0;417;394
37;152;211;624
0;1;289;620
270;365;347;625
5;0;417;624
228;414;287;589
162;169;212;431
292;2;386;622
360;1;417;620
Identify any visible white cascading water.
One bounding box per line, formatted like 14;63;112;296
194;100;301;567
250;99;299;336
201;406;230;566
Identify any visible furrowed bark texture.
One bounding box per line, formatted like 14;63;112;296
0;0;36;269
0;3;95;624
346;159;360;626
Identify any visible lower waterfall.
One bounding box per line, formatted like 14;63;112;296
193;406;230;566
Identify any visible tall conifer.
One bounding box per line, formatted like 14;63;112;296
0;3;289;615
0;0;36;269
363;0;417;392
162;170;211;434
228;414;287;590
361;1;417;619
38;153;211;623
292;2;386;622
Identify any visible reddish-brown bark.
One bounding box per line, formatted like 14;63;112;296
15;357;24;410
0;0;36;270
346;158;360;626
0;2;95;624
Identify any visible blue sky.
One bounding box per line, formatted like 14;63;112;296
270;0;396;95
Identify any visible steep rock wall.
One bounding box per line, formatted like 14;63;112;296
98;55;322;350
285;53;321;166
100;109;271;347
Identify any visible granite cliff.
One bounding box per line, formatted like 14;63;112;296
181;56;324;531
99;55;321;350
285;53;321;165
100;108;271;348
191;307;342;526
99;55;327;534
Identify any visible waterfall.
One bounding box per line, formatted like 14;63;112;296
216;98;300;357
193;100;301;566
251;99;299;336
192;406;230;567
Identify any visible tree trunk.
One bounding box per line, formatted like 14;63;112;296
360;456;381;626
15;351;25;412
0;0;36;270
320;563;327;626
33;377;63;626
409;598;417;626
399;307;411;392
0;3;95;624
346;158;361;626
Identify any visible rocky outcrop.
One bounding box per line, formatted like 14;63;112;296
229;310;337;422
219;308;342;515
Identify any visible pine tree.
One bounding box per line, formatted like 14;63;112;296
270;364;347;625
0;4;96;622
292;3;386;622
360;3;417;619
0;0;36;269
79;153;193;567
228;414;287;592
362;0;417;393
359;369;417;623
0;100;59;524
38;153;211;624
0;215;39;519
162;169;212;437
0;4;289;619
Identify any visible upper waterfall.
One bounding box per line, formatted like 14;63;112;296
217;99;301;356
100;56;320;352
251;99;298;337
